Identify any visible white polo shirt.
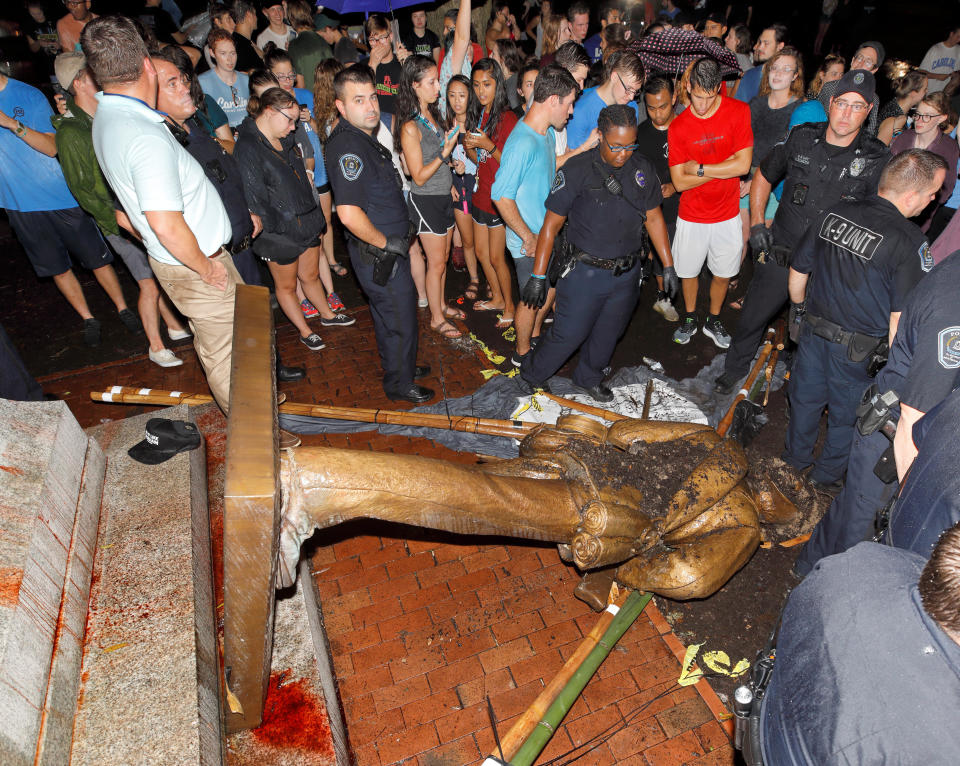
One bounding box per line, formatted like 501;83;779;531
92;92;231;267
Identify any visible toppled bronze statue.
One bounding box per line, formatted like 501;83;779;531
277;414;799;605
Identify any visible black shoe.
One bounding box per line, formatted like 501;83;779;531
300;332;326;351
516;376;550;395
83;317;101;347
511;348;531;368
810;478;843;497
414;365;431;379
714;372;739;395
118;308;144;334
577;383;614;403
386;384;434;403
277;363;306;382
320;313;356;327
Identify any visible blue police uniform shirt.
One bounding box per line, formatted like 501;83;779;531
566;88;640;151
885;381;960;557
325;118;409;238
545;147;663;260
760;542;960;765
491;120;556;258
197;70;250;128
0;78;78;212
735;65;763;103
583;33;603;63
791;195;928;337
876;250;960;413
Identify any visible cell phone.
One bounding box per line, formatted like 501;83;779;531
446;126;460;142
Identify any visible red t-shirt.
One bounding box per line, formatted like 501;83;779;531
472;109;519;214
668;96;753;224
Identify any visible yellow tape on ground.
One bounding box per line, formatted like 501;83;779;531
469;333;507;365
678;643;749;686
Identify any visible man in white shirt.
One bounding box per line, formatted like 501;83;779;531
919;25;960;94
81;15;240;413
256;1;295;51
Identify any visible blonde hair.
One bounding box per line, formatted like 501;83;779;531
313;58;344;141
541;13;565;56
808;54;845;98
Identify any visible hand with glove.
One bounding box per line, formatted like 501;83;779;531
662;266;680;302
749;223;773;254
521;275;548;309
788;301;805;343
384;234;410;257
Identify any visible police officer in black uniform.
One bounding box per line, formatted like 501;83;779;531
715;69;889;393
518;104;679;402
782;150;945;493
795;242;960;578
325;65;432;403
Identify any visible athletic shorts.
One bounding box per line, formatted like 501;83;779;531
105;232;153;282
453;173;474;215
471;206;503;228
513;252;535;286
8;207;112;278
408;192;455;235
672;215;743;279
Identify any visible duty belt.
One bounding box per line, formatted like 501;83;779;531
228;234;253;255
805;313;879;348
573;249;637;276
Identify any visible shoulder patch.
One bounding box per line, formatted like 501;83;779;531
339;153;363;181
635;169;646;188
551;170;565;193
919;241;933;272
938;327;960;369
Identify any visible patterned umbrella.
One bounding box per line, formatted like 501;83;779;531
628;28;742;79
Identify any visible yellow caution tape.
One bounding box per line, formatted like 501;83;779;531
469;333;507;365
480;367;520;381
678;643;704;686
678;643;750;686
501;326;517;342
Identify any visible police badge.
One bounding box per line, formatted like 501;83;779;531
853;71;865;84
938;327;960;369
339;153;363;181
919;242;934;272
849;157;865;177
635;170;646;188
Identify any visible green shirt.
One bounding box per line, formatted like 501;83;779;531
288;30;332;91
51;99;119;235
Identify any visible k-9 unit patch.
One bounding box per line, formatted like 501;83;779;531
938;326;960;369
339;153;363;181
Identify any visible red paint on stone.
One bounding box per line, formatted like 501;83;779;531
0;465;24;476
252;671;333;754
0;567;23;606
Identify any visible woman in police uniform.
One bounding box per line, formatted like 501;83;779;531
518;104;680;402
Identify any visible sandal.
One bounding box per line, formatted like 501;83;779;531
495;316;514;328
444;305;467;320
331;262;348;277
463;280;480;300
473;300;503;312
431;321;463;339
728;296;745;311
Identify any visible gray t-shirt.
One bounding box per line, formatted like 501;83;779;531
409;118;452;196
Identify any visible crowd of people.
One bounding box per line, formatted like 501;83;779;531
2;2;960;761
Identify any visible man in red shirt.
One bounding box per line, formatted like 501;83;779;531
668;57;753;347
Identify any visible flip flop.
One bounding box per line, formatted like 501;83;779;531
495;316;514;328
473;300;504;312
331;263;348;277
431;321;463;339
463;281;480;300
444;305;467;320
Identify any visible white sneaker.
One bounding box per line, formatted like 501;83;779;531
168;327;192;341
653;294;679;322
149;348;184;367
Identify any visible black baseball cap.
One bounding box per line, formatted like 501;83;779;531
128;418;202;465
833;69;876;105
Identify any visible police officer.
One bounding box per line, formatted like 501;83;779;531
518;104;679;402
325;65;432;403
795;242;960;577
715;69;889;394
782;150;945;493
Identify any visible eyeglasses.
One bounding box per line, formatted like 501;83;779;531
274;72;296;82
852;53;877;68
615;72;639;99
64;0;85;6
768;66;796;74
913;111;943;122
604;137;639;153
273;108;298;124
832;99;868;113
368;34;390;45
229;85;240;106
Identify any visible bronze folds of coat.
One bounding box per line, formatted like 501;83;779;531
277;415;779;600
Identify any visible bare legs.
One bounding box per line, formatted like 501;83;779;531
420;228;456;330
454;209;478;289
472;221;514;321
270;247;337;338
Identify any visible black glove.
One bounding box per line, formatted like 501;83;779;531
788;301;805;343
521;275;548;309
662;266;679;302
749;224;773;254
384;234;409;257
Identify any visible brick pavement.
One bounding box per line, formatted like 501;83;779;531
39;303;735;766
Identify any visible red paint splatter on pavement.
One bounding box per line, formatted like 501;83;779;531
252;671;333;754
0;465;24;476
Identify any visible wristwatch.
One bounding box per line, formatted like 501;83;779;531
696;163;705;178
14;120;27;137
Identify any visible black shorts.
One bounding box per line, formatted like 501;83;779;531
452;173;474;216
471;206;503;228
8;207;113;278
408;192;455;236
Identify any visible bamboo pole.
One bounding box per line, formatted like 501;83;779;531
762;323;786;407
509;591;654;766
716;327;776;438
540;391;629;421
641;379;654;420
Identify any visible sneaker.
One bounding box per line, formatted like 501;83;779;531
279;429;301;449
703;316;731;349
300;299;320;319
320;313;356;327
83;318;101;347
326;291;345;312
417;297;429;309
653;292;679;322
714;372;739;395
118;308;143;334
300;332;326;351
672;315;698;345
149;348;184;368
168;327;192;341
511;348;531;367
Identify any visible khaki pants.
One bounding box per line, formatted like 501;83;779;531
150;252;242;412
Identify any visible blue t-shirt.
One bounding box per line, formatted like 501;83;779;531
0;78;77;212
735;65;763;104
198;70;250;128
944;127;960;210
566;87;640;151
583;33;603;63
491;121;556;258
294;87;326;186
